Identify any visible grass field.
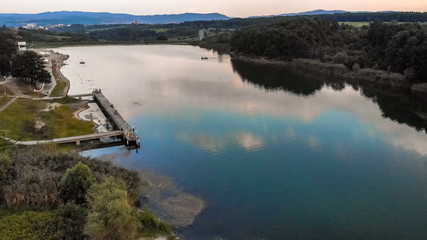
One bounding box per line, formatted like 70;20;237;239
0;97;11;109
40;105;94;138
0;99;94;141
50;80;67;97
0;99;46;140
339;22;370;27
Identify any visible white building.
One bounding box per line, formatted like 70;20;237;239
199;29;205;40
18;42;27;51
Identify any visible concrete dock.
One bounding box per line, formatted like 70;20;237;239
93;93;140;147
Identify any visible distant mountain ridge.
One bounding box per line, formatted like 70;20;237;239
281;9;348;16
0;10;404;27
249;9;397;18
0;11;230;27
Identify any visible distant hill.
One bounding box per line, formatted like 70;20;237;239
249;9;399;18
281;9;348;16
0;11;230;27
249;9;348;18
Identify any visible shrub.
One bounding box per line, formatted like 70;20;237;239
137;210;172;235
0;211;61;240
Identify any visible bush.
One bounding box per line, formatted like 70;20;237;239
137;210;172;236
0;211;61;240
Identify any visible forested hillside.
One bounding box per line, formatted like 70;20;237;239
231;19;427;82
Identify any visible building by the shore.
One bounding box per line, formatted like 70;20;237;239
17;41;27;52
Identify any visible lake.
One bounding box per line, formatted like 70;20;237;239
58;45;427;239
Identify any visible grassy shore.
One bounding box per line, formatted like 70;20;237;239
50;80;67;97
50;59;68;97
0;98;94;141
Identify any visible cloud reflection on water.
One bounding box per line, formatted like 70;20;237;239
58;45;427;155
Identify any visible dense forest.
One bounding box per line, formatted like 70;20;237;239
0;147;173;239
317;12;427;23
231;19;427;83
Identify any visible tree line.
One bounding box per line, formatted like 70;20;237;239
230;19;427;83
317;12;427;23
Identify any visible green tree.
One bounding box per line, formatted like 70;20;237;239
0;30;17;75
11;51;51;85
60;161;94;205
56;203;89;240
84;177;140;240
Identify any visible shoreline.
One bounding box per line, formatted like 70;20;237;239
229;54;427;94
50;46;206;231
31;42;427;96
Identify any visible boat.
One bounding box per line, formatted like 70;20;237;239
79;61;85;64
201;57;208;60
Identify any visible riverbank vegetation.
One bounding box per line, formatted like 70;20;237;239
0;147;173;239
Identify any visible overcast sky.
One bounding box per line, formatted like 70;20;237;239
2;0;427;17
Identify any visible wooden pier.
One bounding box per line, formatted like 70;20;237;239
15;131;123;146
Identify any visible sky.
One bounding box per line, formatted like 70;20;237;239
2;0;427;17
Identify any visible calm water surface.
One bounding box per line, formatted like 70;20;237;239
58;45;427;239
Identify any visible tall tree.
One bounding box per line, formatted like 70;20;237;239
11;51;51;85
0;29;17;75
60;161;94;205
